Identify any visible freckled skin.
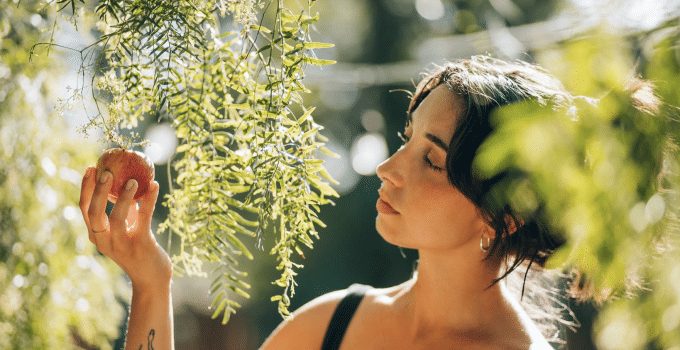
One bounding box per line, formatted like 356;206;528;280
96;148;155;202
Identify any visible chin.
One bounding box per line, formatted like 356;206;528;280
375;215;417;249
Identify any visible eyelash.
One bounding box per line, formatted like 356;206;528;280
397;132;444;172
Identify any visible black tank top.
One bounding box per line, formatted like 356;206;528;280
321;283;371;350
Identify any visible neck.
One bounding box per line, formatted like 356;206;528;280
395;248;523;339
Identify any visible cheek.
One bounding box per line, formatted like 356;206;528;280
376;181;482;250
435;188;478;219
410;185;482;242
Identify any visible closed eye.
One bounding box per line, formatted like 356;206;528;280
397;132;444;172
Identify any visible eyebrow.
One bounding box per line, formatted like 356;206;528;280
406;112;449;152
426;133;449;152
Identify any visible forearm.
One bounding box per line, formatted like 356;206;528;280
125;285;174;350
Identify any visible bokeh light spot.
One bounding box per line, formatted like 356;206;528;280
415;0;445;21
41;157;56;176
360;109;385;132
645;193;666;224
144;123;177;165
62;205;79;221
319;138;360;194
628;202;647;233
12;274;25;288
351;133;388;176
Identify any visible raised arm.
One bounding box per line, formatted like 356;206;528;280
79;167;174;350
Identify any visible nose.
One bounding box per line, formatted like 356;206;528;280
376;146;405;187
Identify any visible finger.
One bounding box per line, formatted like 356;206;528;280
88;170;112;233
110;179;138;235
127;202;139;229
134;181;160;238
79;167;97;242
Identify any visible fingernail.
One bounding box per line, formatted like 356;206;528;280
84;168;92;178
99;171;110;184
126;179;137;191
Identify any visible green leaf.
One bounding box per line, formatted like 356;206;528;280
297;107;316;124
303;42;335;49
248;24;272;34
224;233;254;260
302;57;337;66
211;299;228;319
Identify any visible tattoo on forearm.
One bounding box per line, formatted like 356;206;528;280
137;329;155;350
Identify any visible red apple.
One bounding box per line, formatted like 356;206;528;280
96;148;155;202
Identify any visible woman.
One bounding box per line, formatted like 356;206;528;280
80;56;579;349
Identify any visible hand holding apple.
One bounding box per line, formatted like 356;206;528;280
79;148;171;291
96;148;155;203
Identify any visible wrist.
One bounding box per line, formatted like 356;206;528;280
131;279;172;297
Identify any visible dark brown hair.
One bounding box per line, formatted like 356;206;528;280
405;56;665;344
407;56;571;293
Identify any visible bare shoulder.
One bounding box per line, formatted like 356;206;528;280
259;288;349;350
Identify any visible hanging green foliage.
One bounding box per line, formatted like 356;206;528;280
37;0;337;324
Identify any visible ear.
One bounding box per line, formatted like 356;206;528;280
480;220;494;237
504;215;524;236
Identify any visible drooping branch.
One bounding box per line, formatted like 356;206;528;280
49;0;337;323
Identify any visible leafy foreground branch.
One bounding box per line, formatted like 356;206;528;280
475;30;680;350
50;0;338;323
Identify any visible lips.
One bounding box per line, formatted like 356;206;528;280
376;196;400;215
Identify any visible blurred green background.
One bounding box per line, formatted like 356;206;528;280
2;0;680;349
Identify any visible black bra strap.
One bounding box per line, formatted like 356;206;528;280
320;284;371;350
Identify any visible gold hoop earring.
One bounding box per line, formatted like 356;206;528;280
480;235;491;253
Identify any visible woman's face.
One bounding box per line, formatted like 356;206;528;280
375;85;488;251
